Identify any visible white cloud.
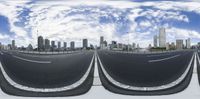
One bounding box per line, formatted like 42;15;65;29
167;28;200;40
0;0;200;48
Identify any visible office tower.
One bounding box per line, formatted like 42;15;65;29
38;36;44;51
186;38;191;49
153;35;157;47
103;41;107;47
8;44;12;50
176;39;183;50
159;28;166;48
83;39;88;49
132;43;136;49
12;40;15;50
44;39;50;51
166;42;170;50
51;41;56;51
170;42;176;50
58;41;61;49
100;36;104;49
63;42;67;49
70;41;75;50
111;41;117;49
100;36;104;44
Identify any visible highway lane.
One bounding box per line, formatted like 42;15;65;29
0;51;94;88
196;51;200;85
97;50;194;87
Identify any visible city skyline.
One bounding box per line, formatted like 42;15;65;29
1;0;200;48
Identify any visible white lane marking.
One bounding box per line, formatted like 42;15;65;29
97;52;194;91
93;51;102;86
148;54;180;62
147;53;171;57
196;52;200;73
13;55;51;64
0;53;95;92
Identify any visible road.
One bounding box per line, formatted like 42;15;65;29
0;51;94;88
97;50;194;87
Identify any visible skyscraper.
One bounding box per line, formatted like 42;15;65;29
11;40;15;50
58;41;61;49
83;39;88;49
63;42;67;49
186;38;191;49
132;43;136;49
176;39;183;50
153;35;157;47
166;42;170;50
51;41;56;51
38;36;44;51
44;39;50;51
111;41;117;49
70;41;75;50
159;28;166;48
100;36;104;49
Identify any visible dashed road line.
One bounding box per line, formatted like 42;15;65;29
148;54;180;62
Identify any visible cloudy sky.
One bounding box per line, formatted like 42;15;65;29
0;0;200;48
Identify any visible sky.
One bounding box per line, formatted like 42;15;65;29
0;0;200;48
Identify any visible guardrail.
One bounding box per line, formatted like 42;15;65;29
101;49;195;54
1;50;94;55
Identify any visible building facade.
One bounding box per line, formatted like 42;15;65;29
83;39;88;49
186;38;191;49
44;39;50;51
159;28;166;48
11;40;15;50
38;36;44;51
70;41;75;50
153;35;157;48
176;39;183;50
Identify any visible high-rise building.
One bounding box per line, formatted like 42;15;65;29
159;28;166;48
100;36;104;49
63;42;67;49
170;42;176;50
38;36;44;51
70;41;75;50
111;41;117;49
153;35;157;47
166;42;170;50
83;39;88;49
44;39;50;51
132;43;136;49
176;39;183;50
103;41;107;47
51;41;56;51
11;40;15;50
186;38;191;49
58;41;61;49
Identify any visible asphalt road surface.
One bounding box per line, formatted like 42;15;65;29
0;51;94;88
97;50;194;87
